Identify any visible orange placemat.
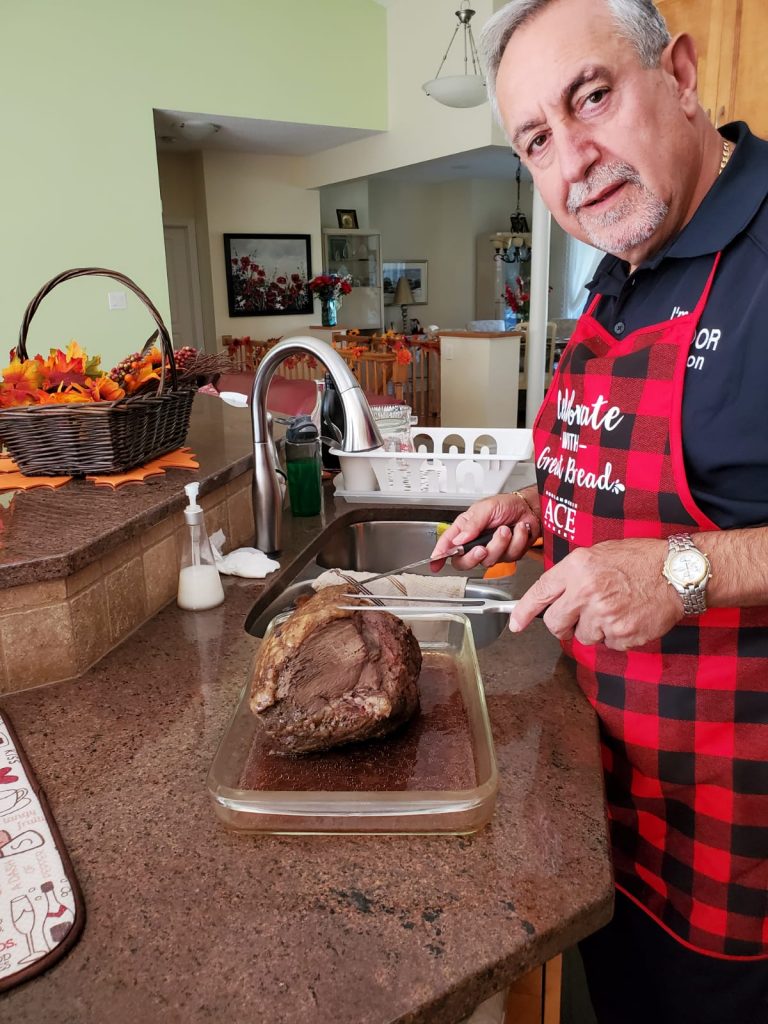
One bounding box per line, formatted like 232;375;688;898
0;471;72;491
87;447;199;488
0;448;198;491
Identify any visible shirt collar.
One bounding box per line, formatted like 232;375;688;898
587;122;768;293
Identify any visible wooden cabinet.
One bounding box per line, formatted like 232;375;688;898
724;1;768;138
657;0;768;138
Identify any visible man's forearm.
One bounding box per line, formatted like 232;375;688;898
694;526;768;608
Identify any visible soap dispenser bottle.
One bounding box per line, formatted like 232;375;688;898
177;482;225;611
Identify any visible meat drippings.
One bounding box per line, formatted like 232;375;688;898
241;654;474;792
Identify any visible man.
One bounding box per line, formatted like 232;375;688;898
430;1;768;1021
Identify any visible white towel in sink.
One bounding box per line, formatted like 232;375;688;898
312;569;467;599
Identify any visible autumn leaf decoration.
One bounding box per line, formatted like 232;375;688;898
0;341;182;409
0;356;44;407
0;340;126;408
380;329;413;365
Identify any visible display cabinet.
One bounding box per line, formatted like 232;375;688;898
322;228;384;330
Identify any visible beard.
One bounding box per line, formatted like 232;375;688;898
567;162;668;256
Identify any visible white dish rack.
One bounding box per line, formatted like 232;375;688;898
331;426;533;502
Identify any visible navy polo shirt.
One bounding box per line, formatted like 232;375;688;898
584;122;768;530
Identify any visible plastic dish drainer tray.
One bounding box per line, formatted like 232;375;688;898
332;426;533;500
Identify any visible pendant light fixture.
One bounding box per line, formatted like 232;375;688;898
422;2;487;109
491;156;532;264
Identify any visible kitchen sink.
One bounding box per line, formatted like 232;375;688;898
245;518;520;648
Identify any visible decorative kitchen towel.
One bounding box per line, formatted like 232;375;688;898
312;570;468;641
0;709;85;992
312;568;467;600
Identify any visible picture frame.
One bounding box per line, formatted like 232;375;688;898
382;260;428;305
223;233;313;317
336;208;359;230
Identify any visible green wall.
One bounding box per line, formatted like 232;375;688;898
0;0;387;368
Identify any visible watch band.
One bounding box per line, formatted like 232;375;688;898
666;533;710;615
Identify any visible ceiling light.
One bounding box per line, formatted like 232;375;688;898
491;156;532;264
174;120;221;140
422;2;487;109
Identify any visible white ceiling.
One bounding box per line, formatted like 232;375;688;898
368;145;532;184
153;108;531;185
153;109;382;156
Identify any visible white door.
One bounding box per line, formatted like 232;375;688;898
163;223;205;351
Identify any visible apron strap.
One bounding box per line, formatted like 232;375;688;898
585;292;602;316
691;252;722;320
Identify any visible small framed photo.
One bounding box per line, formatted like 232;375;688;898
383;260;428;305
336;208;359;230
223;233;313;317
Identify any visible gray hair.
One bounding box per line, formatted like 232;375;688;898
481;0;671;125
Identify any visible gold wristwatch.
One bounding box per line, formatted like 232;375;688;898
662;533;712;615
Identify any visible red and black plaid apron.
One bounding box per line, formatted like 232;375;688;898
533;254;768;958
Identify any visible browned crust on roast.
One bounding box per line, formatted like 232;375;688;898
249;585;422;753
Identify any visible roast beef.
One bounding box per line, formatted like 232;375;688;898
249;585;421;753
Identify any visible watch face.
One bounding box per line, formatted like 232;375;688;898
667;549;708;586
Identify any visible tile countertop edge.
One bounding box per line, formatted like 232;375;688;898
0;454;254;587
0;397;254;588
0;497;614;1023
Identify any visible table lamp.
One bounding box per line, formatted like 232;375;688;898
392;276;415;334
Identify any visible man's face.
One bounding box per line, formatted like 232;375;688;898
495;0;698;263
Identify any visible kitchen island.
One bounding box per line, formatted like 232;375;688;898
0;396;612;1023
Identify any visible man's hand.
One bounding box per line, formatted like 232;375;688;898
508;537;685;649
429;492;540;572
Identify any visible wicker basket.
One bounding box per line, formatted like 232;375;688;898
0;267;196;476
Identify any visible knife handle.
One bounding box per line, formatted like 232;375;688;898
457;529;496;554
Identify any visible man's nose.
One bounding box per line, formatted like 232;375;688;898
555;126;600;185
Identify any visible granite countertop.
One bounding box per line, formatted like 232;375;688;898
0;396;253;588
0;395;612;1021
438;331;523;339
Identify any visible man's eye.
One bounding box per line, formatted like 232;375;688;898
585;88;608;106
528;133;548;154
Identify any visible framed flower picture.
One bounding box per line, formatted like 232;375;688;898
223;234;314;317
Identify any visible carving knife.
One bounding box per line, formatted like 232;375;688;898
356;529;496;586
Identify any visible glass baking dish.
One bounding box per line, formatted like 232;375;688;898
207;613;498;835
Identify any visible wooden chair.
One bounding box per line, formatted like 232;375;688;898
518;321;558;390
332;332;374;352
221;336;279;372
337;349;406;402
222;335;255;371
273;354;325;382
402;339;441;426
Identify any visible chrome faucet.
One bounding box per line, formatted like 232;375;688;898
250;336;383;553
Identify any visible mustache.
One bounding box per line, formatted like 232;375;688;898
567;162;643;214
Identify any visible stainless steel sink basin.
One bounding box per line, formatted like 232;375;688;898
314;520;461;576
245;519;520;648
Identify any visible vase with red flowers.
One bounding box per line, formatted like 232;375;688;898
504;276;530;329
308;274;353;327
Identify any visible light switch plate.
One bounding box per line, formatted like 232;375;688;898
108;291;127;310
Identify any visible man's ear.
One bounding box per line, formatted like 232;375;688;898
661;33;699;117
